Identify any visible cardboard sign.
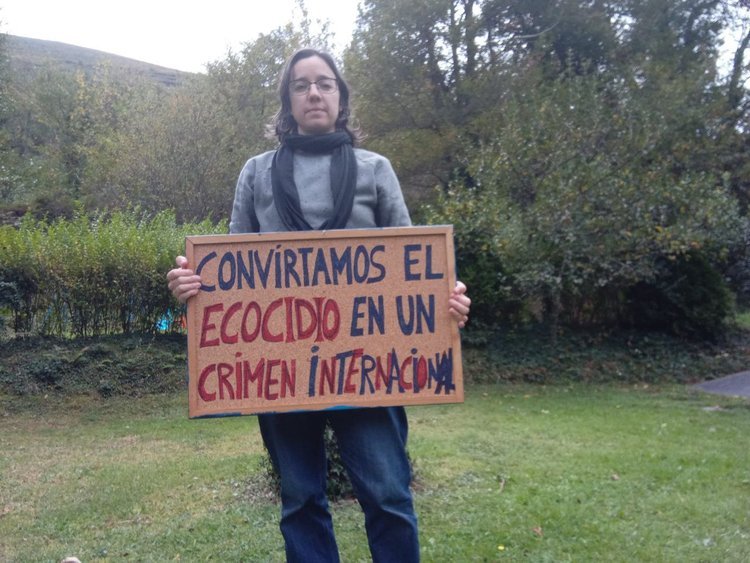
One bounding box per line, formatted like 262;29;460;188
185;226;463;418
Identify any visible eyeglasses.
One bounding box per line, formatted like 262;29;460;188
290;77;338;96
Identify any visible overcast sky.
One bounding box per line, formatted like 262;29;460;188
0;0;360;73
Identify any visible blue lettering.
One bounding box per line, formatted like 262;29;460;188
360;354;376;395
253;248;274;288
425;244;444;279
196;251;217;292
368;245;386;283
351;296;366;337
237;251;254;289
330;246;353;285
404;244;421;281
313;248;332;286
284;249;301;288
218;252;236;291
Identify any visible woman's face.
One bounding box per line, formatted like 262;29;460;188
289;55;341;136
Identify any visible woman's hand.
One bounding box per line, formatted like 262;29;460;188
166;256;202;303
448;281;471;328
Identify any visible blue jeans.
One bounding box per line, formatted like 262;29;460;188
258;407;419;563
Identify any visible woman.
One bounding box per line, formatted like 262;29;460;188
167;48;471;563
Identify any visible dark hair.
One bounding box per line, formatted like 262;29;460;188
269;48;362;144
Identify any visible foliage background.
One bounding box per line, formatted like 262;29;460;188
2;6;750;555
0;210;224;337
2;0;750;338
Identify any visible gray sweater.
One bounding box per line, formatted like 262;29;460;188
229;148;412;234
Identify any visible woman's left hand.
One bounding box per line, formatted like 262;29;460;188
448;281;471;328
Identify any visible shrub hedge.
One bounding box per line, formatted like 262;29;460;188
0;210;226;337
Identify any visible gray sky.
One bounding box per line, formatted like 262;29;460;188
0;0;360;73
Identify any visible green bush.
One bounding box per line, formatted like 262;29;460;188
0;209;226;337
426;69;746;337
0;281;20;332
625;251;734;339
454;232;525;329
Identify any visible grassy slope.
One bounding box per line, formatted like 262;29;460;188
1;384;748;562
6;34;191;88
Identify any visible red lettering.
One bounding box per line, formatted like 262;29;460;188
198;364;217;401
241;301;262;342
280;360;296;398
284;297;295;343
220;301;243;344
262;299;284;342
265;359;281;400
322;300;340;340
199;356;296;403
295;299;317;340
344;348;363;394
243;358;265;398
400;357;412;390
416;357;428;390
199;304;224;347
235;357;243;399
375;356;389;390
202;298;341;345
314;297;325;342
218;363;235;400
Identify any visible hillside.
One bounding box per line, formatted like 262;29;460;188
5;34;192;87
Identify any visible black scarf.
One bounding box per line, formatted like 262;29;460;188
271;132;357;231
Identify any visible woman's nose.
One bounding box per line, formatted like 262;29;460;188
307;83;322;98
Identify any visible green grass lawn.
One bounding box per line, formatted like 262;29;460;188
1;384;748;562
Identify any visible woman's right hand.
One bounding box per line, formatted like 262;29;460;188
166;256;202;303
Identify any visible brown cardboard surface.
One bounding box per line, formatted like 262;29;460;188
185;226;463;417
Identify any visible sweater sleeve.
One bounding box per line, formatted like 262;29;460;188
229;157;260;234
375;156;412;228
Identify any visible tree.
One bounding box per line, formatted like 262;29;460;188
428;64;746;334
346;1;488;203
345;1;740;203
83;20;330;221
